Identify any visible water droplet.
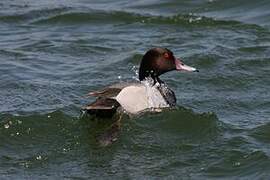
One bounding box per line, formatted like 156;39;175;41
36;155;42;160
20;162;30;168
233;162;241;166
4;124;9;129
196;17;202;21
26;128;31;134
142;78;170;109
16;132;20;135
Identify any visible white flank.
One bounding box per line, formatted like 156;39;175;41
115;79;169;114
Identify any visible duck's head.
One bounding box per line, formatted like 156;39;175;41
139;47;198;81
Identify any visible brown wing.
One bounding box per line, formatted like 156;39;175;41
87;88;122;98
86;82;139;98
83;82;140;117
82;98;120;118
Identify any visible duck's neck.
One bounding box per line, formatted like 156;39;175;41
140;75;176;106
140;75;164;86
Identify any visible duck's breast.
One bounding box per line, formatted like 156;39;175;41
116;85;148;114
115;84;169;114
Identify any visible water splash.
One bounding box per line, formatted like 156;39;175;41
141;78;169;109
131;65;139;81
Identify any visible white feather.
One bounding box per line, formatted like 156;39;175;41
115;80;169;114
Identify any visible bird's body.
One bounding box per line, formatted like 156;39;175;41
82;47;197;117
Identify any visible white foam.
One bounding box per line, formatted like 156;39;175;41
142;78;169;109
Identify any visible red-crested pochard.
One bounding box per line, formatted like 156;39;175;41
82;47;198;117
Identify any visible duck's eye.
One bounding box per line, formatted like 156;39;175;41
164;52;169;59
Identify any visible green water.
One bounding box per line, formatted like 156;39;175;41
0;0;270;179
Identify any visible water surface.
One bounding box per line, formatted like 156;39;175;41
0;0;270;179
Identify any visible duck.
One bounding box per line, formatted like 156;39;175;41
82;47;198;117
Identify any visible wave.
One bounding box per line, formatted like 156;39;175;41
198;0;270;26
0;111;76;155
205;149;270;178
249;122;270;142
0;7;260;29
1;1;270;30
33;11;247;29
0;7;70;23
234;57;270;70
0;106;220;148
131;107;220;141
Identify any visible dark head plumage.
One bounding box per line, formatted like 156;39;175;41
138;47;198;82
